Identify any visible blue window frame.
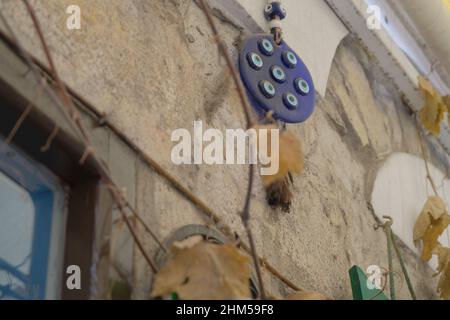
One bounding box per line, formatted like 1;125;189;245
0;138;66;300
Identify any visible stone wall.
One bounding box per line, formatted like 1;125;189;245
0;0;442;299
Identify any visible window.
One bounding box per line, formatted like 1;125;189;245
0;139;67;299
0;35;111;299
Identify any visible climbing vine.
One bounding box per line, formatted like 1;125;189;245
0;0;309;299
414;77;450;299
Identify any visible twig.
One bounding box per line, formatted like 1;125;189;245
5;78;47;144
126;204;168;253
79;146;94;165
22;0;89;143
40;124;60;152
0;8;87;144
415;117;439;196
20;0;159;273
105;183;157;273
242;165;266;296
197;0;254;128
198;0;265;298
0;7;302;293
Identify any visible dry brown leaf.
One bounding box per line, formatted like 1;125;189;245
252;125;304;187
414;196;447;238
434;245;450;300
285;291;332;300
418;76;447;136
413;196;450;261
418;76;436;96
444;96;450;109
421;215;450;261
444;96;450;124
151;242;252;300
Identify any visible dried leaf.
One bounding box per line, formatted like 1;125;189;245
285;291;332;300
444;95;450;107
418;76;447;136
413;196;450;261
252;125;304;187
418;76;436;96
414;196;447;239
151;242;252;300
444;96;450;125
434;245;450;300
444;96;450;109
421;216;450;261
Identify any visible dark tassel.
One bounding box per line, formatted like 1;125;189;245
265;175;293;212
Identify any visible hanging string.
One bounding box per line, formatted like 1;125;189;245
390;230;417;299
264;1;286;45
415;115;439;196
384;218;396;300
376;216;417;300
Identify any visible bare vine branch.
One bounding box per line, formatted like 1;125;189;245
0;2;302;293
197;0;255;129
415;117;439;196
20;0;159;273
198;0;265;298
5;77;47;145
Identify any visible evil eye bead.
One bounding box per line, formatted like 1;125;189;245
247;52;263;70
259;80;276;98
264;2;287;20
270;65;286;83
259;38;274;56
295;77;310;95
282;51;298;68
283;92;298;110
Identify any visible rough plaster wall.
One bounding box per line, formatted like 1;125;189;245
0;0;442;299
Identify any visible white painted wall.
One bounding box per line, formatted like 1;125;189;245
214;0;348;96
367;0;450;96
393;0;450;94
371;152;450;269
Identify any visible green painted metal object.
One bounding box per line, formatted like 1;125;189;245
349;265;388;300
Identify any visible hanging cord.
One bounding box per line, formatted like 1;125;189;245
384;217;396;300
415;118;439;196
390;229;417;300
375;216;417;300
264;1;286;45
375;216;395;299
